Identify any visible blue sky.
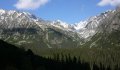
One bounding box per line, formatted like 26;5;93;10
0;0;118;24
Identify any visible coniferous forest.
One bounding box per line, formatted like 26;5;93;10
0;40;120;70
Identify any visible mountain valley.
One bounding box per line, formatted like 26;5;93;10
0;9;120;49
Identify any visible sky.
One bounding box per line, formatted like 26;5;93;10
0;0;119;24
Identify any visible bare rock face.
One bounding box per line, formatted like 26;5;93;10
0;9;80;48
0;9;120;48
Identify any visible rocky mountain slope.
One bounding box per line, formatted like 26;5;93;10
0;9;80;48
0;9;120;48
83;9;120;48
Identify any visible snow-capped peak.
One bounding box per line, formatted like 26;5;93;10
0;9;6;14
0;9;40;22
73;21;88;30
0;9;117;39
23;12;38;20
51;20;72;30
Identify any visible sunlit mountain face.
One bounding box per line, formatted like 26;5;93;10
0;9;120;49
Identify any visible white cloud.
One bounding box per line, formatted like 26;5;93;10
98;0;120;7
14;0;49;10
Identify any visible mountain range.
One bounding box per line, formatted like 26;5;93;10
0;9;120;49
